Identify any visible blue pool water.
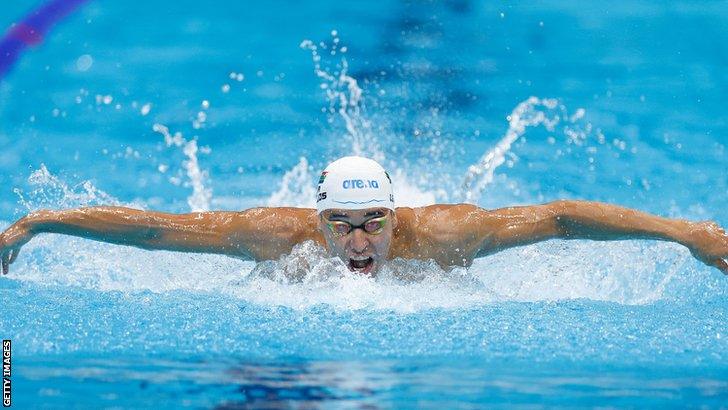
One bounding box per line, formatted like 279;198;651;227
1;0;727;407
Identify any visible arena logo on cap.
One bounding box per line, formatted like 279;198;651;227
342;179;380;189
318;171;328;184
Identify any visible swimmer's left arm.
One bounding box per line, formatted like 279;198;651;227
472;200;728;274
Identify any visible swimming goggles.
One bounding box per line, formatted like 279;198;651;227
323;215;388;237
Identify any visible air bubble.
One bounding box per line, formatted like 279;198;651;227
76;54;93;71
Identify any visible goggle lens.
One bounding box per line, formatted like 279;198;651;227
363;218;385;234
326;216;388;237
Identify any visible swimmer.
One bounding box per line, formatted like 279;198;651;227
1;156;727;276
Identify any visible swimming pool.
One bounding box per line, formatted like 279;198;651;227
1;0;726;407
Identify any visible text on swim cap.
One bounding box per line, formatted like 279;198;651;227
342;179;380;189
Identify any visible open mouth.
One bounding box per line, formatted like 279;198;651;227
348;257;374;274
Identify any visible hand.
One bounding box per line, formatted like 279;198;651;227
0;217;35;275
686;221;728;274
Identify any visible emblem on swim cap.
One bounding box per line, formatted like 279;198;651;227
316;156;395;213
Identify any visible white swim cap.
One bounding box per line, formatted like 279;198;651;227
316;156;395;213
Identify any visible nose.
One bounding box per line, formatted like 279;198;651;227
349;228;369;253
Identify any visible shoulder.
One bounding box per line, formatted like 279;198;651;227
232;207;323;260
392;204;490;266
238;207;317;224
397;203;481;218
398;204;486;227
395;204;491;242
234;207;320;240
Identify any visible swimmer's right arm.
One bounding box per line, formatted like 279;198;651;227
0;206;320;274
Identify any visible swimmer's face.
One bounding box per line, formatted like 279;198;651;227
319;207;396;276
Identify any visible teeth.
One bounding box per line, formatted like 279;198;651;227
350;256;371;261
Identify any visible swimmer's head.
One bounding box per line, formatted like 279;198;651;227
316;156;396;276
315;156;394;214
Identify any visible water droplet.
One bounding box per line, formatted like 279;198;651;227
140;103;151;116
76;54;93;71
221;84;230;93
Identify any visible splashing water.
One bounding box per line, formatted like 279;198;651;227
3;34;722;314
458;97;591;203
5;96;710;312
266;157;317;208
6;168;705;309
152;123;212;212
14;164;123;212
300;35;381;160
269;33;436;208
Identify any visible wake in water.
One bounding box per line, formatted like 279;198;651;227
3;32;720;311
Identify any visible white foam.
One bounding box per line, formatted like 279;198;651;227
4;228;703;312
1;166;712;312
9;156;712;310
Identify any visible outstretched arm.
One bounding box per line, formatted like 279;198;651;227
0;206;320;274
474;200;728;274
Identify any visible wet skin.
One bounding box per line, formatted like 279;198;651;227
1;201;727;275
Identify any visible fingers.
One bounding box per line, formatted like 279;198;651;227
1;249;19;275
9;249;18;264
714;259;728;275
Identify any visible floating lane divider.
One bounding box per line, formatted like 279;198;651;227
0;0;92;78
